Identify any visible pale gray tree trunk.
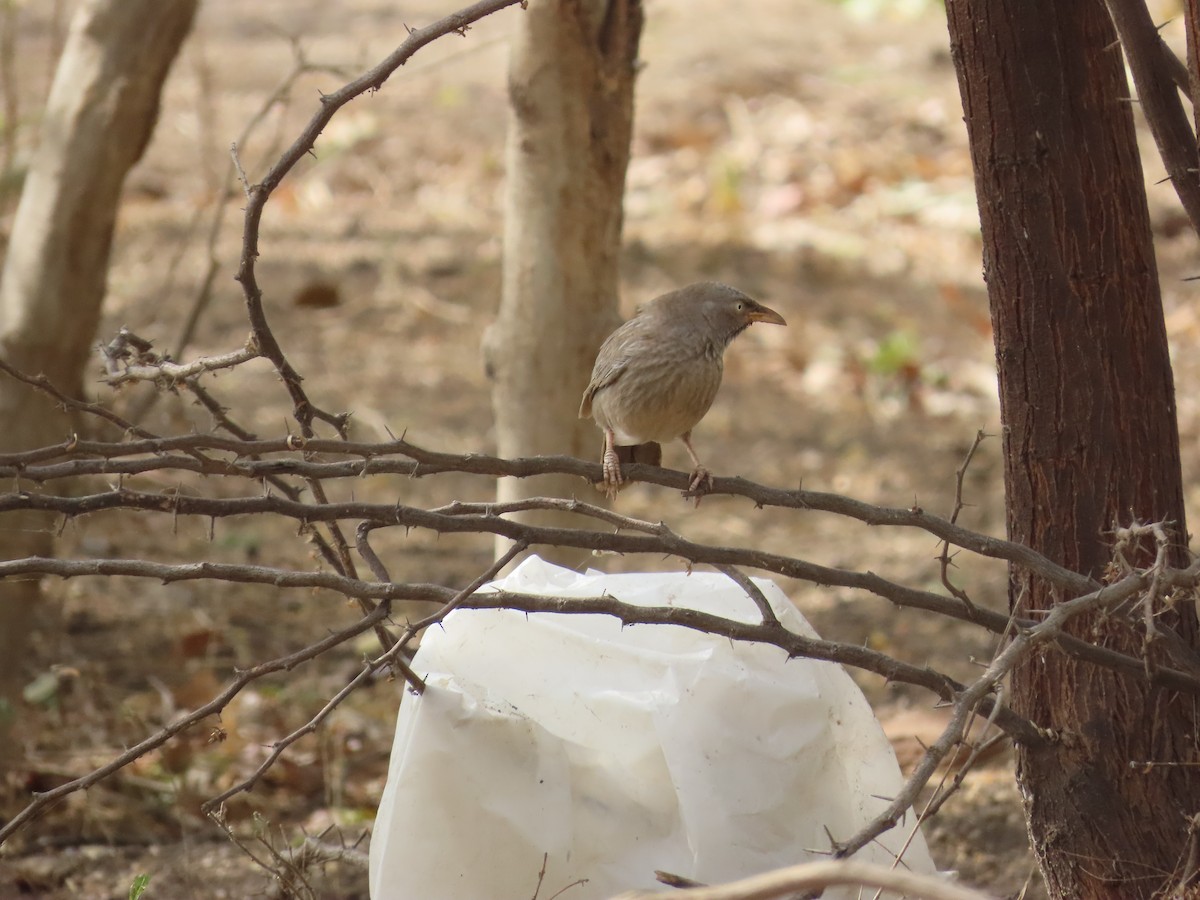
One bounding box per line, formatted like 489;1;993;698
485;0;643;564
0;0;197;756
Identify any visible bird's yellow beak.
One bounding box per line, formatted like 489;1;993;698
748;304;787;327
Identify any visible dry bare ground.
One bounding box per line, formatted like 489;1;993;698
2;0;1198;897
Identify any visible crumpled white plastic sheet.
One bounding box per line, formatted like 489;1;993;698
369;556;936;899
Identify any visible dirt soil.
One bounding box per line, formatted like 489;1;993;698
2;0;1199;898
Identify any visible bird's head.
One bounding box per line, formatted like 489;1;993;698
668;282;787;346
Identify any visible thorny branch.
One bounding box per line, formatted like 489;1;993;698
212;0;530;632
4;388;1200;861
193;550;532;818
93;332;358;578
230;0;528;440
3;469;1196;692
2;479;1199;854
1105;2;1200;237
0;601;390;844
0;431;1092;593
100;329;261;387
170;39;355;365
937;428;987;617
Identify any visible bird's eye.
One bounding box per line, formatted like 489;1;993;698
736;301;745;311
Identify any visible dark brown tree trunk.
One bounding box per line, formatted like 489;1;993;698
946;2;1200;896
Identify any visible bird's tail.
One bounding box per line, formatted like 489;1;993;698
617;442;663;468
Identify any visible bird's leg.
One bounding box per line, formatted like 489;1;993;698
680;431;712;503
600;428;624;497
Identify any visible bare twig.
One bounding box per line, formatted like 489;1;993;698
1176;813;1200;890
400;540;529;643
172;44;354;363
196;542;525;813
179;3;530;614
716;564;781;627
938;429;988;617
827;542;1197;865
609;859;991;900
231;0;528;439
0;356;167;444
102;337;260;387
1105;1;1200;236
354;521;393;583
201;643;404;813
0;602;389;844
181;378;260;440
207;808;318;900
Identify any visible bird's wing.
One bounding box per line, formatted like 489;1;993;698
579;353;628;419
579;314;657;420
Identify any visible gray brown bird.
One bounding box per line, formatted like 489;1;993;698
579;282;787;499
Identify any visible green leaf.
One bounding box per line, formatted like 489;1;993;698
867;330;920;377
129;873;151;900
22;671;59;707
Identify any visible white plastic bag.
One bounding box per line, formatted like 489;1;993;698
369;556;935;899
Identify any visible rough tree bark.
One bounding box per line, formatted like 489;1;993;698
484;0;643;564
946;2;1200;896
0;0;197;750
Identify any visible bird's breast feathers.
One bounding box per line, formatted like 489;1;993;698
588;354;723;444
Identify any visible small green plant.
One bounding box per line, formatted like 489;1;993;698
867;330;921;379
22;670;61;708
129;873;151;900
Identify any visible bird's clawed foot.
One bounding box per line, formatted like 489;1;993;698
683;466;713;506
679;431;712;506
600;446;624;498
